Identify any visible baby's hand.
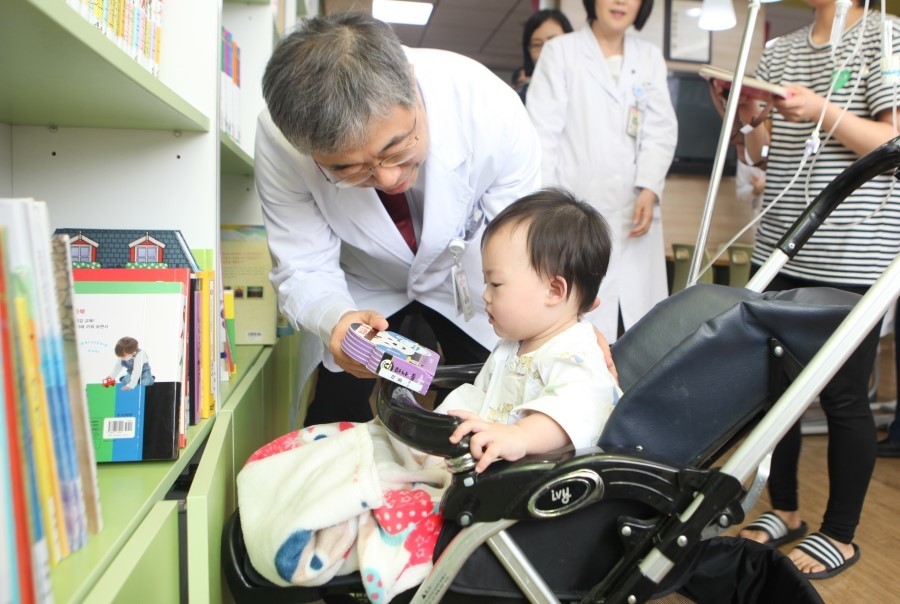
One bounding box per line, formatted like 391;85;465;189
122;385;133;391
448;410;528;473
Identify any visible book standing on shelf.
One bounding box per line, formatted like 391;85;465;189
220;225;277;345
72;276;187;462
52;236;103;536
198;269;218;419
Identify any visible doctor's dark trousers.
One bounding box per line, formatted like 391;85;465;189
302;301;490;426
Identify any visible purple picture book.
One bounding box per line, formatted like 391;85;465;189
341;323;440;394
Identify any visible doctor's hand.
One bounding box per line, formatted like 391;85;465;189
587;300;619;384
329;309;389;378
629;189;656;238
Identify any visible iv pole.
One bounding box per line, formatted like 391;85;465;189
687;0;764;285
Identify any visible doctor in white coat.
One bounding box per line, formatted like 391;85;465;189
526;0;677;342
255;13;542;426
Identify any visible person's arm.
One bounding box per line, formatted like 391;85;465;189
631;46;678;236
124;350;149;390
774;87;897;158
526;37;568;187
447;409;569;473
254;112;358;351
449;333;618;472
107;361;122;382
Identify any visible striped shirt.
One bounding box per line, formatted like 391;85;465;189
752;11;900;286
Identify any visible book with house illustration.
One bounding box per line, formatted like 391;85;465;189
52;228;200;271
72;277;186;462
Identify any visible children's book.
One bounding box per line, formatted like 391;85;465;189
28;202;87;553
699;65;791;102
0;228;40;604
74;267;192;450
52;236;102;535
197;269;217;419
220;225;277;345
341;323;440;394
52;227;200;271
0;199;70;564
72;278;186;462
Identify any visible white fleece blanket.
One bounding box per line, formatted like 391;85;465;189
236;421;450;602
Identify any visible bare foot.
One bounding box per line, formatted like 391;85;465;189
739;510;803;544
788;535;855;575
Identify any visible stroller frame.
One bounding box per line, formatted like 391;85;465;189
224;139;900;604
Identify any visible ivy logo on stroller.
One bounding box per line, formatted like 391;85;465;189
527;469;604;518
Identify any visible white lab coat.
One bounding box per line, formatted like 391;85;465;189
255;47;542;387
526;26;677;342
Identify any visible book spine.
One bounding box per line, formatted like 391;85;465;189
52;236;102;535
199;270;216;418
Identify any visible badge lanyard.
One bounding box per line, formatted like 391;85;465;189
449;237;475;321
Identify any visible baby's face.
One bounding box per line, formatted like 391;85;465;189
480;222;550;342
119;351;137;360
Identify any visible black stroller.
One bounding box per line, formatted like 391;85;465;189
222;138;900;603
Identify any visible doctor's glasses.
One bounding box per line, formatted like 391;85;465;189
315;108;420;189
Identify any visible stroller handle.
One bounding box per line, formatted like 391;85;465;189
777;134;900;260
376;365;480;460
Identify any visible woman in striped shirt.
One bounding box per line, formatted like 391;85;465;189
734;0;900;580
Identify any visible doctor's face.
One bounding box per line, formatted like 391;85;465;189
593;0;642;34
312;99;430;195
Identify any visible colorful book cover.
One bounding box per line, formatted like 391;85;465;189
220;225;277;345
73;279;185;462
52;227;199;271
341;323;440;394
73;267;192;450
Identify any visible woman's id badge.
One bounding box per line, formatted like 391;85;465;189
627;106;643;138
450;237;475;321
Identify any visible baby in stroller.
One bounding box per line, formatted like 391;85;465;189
236;187;621;601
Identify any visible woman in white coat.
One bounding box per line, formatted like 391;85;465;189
526;0;677;342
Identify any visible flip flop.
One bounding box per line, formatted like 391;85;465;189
794;533;861;580
741;511;808;548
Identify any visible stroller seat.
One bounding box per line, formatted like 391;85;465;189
224;283;857;603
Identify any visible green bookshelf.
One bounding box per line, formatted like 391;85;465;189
0;0;208;131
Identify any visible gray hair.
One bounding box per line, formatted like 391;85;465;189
262;12;417;155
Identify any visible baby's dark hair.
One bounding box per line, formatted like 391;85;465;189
115;336;139;357
482;187;612;315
